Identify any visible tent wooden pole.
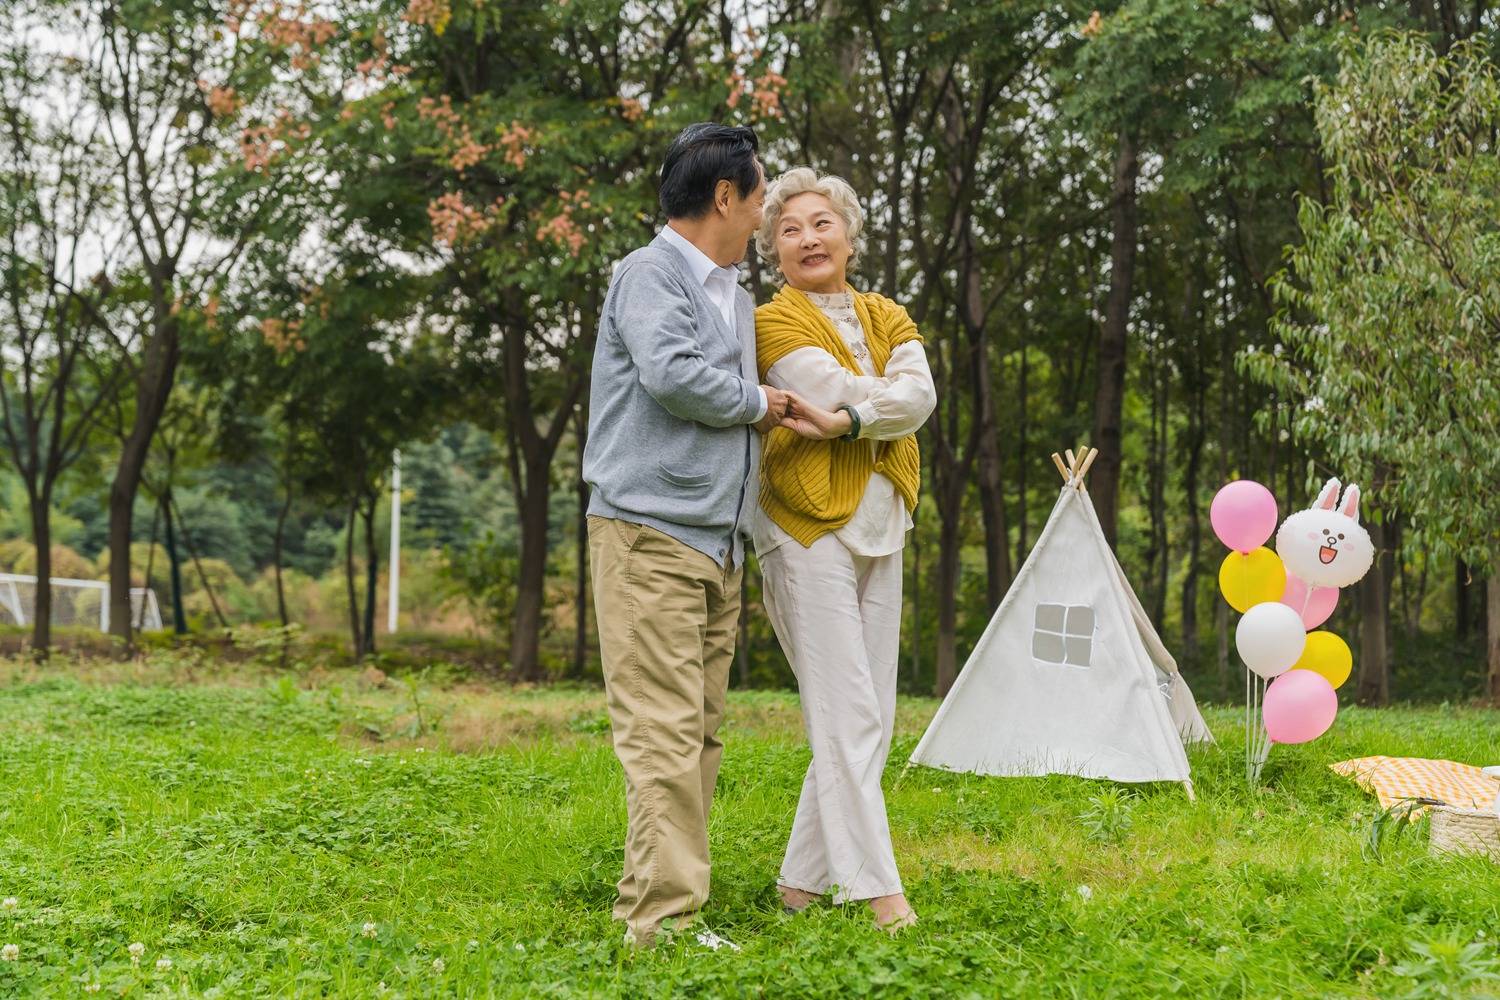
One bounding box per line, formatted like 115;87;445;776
1064;448;1078;477
1076;447;1099;487
1182;779;1196;803
1051;452;1069;483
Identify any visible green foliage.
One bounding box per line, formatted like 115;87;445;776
440;528;519;649
1392;933;1500;998
1259;32;1500;566
1078;786;1137;844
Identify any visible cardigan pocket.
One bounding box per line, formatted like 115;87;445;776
657;464;713;491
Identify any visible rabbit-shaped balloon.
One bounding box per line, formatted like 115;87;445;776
1274;478;1374;589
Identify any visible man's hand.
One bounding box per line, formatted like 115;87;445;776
754;385;792;434
779;392;855;440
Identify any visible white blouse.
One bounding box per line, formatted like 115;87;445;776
753;289;937;559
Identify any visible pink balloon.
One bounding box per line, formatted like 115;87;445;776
1211;481;1279;553
1263;669;1338;744
1281;574;1339;629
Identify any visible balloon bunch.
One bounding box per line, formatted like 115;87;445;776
1211;478;1375;780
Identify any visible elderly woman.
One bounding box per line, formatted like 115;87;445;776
752;167;936;932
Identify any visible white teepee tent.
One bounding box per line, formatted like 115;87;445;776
909;448;1213;794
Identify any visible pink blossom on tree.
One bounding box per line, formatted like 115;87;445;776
427;192;499;247
402;0;452;35
535;189;591;257
499;122;533;169
197;80;243;118
260;317;307;353
257;3;337;68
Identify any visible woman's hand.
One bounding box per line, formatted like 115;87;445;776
780;392;855;440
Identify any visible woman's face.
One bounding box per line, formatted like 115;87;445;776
774;192;851;293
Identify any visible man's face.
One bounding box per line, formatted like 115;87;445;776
721;159;766;263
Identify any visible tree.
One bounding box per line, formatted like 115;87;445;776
320;0;767;677
0;17;128;653
58;0;334;645
1258;32;1500;702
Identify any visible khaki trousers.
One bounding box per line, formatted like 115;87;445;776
587;516;740;946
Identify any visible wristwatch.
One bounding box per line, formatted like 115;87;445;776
839;404;862;441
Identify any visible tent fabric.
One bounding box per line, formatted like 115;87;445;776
1330;756;1500;813
909;485;1213;785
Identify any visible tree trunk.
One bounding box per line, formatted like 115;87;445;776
1146;366;1169;629
1456;558;1473;639
1180;384;1206;669
1478;561;1491;647
344;496;361;658
273;485;292;628
494;289;590;682
107;317;180;644
934;499;962;697
974;370;1010;611
511;454;552;681
957;219;1010;610
1487;556;1500;705
1214;281;1235;700
135;501;159;631
910;508;922;688
1089;132;1139;549
1215;596;1231;701
163;494;187;634
573;410;590;680
26;492;51;656
362;492;378;658
1357;514;1392;706
172;492;228;630
1015;340;1029;569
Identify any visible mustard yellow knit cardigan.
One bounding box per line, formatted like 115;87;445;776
755;285;924;547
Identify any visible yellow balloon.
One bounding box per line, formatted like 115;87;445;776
1218;548;1287;613
1293;630;1353;689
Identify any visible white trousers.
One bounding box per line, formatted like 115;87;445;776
761;533;903;902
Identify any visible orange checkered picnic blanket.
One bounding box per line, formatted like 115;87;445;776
1331;756;1500;812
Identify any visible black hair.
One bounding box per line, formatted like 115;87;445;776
658;122;761;219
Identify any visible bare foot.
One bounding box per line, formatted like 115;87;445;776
868;893;917;932
778;885;821;912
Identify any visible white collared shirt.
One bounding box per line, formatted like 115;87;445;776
661;224;739;334
660;225;767;423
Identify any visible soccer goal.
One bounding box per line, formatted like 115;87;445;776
0;574;163;632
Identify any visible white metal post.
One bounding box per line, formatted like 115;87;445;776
388;449;401;634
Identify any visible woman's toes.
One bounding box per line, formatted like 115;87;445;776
869;894;918;932
778;885;820;912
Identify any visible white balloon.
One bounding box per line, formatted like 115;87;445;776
1235;602;1307;679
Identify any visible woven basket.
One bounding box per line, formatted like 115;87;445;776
1430;805;1500;860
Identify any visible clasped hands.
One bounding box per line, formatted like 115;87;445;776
754;385;855;440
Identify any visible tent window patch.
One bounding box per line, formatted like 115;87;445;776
1033;602;1094;667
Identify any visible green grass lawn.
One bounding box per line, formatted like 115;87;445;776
1;655;1498;998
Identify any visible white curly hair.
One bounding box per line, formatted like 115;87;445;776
755;167;865;277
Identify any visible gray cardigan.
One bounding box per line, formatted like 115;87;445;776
583;235;762;567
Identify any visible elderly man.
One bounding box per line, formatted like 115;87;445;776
582;122;792;951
